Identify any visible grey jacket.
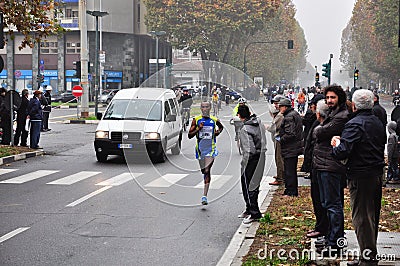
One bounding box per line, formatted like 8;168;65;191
387;121;399;161
267;111;284;141
239;115;267;165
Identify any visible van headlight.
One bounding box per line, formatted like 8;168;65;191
95;131;109;139
144;132;160;140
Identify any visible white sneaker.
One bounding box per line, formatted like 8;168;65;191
242;215;259;225
238;211;249;218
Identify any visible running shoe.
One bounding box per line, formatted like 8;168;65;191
201;196;208;205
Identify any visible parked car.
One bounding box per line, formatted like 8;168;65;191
227;89;242;100
51;92;77;103
98;89;119;104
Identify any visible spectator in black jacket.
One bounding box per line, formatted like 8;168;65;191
14;89;29;146
372;93;387;127
0;87;11;145
313;85;349;256
332;89;386;266
304;99;329;239
41;86;52;132
277;98;303;197
27;90;43;149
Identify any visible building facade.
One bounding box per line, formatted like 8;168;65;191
0;0;172;96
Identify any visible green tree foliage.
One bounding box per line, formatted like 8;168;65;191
0;1;65;49
145;0;307;86
340;0;400;89
144;0;281;62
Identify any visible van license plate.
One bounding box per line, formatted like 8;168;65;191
118;144;133;149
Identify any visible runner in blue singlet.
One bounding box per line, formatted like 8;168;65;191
188;101;224;205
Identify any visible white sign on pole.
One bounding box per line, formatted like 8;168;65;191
99;51;105;63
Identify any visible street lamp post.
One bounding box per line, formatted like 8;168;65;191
243;40;293;90
149;31;166;88
87;10;109;117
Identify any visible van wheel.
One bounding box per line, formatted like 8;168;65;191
171;134;182;155
96;151;108;162
151;141;166;163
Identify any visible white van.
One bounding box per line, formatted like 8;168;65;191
94;87;182;163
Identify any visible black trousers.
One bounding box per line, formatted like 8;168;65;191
42;112;50;130
14;119;28;146
310;169;328;235
1;114;11;145
283;156;298;196
349;175;382;262
241;153;265;219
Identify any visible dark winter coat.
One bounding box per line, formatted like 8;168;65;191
279;107;303;158
332;110;386;179
313;105;349;174
372;101;387;127
17;96;29;124
28;97;43;120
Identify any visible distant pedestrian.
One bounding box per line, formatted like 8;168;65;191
0;87;11;145
277;98;303;197
372;93;387;127
27;90;43;149
41;85;52;132
14;89;29;146
386;121;400;184
332;89;386;266
188;101;223;205
237;105;267;225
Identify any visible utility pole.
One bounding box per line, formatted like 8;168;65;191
79;0;89;117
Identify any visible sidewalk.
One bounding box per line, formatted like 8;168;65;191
223;173;400;265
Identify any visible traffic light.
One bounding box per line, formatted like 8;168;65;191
74;61;81;79
315;72;320;82
354;69;359;80
322;59;332;85
37;74;44;84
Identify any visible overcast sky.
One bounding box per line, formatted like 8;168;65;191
292;0;356;71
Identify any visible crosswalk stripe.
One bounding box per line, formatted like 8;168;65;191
0;170;59;184
145;174;188;188
0;169;18;176
194;175;232;189
66;186;112;207
46;171;101;185
0;227;30;243
96;172;143;186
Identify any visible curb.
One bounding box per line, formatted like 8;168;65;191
217;176;276;266
63;120;99;124
0;150;45;166
55;104;106;109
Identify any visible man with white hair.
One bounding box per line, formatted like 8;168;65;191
332;89;386;266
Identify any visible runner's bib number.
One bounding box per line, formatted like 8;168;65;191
199;126;213;139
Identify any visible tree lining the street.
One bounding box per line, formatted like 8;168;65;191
0;0;65;49
340;0;400;91
144;0;307;86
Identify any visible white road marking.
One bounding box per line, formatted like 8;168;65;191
0;227;30;243
47;171;101;185
0;170;59;184
96;172;143;186
194;175;232;189
65;186;112;207
145;174;188;188
0;169;18;176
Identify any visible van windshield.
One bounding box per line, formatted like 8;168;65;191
103;99;162;121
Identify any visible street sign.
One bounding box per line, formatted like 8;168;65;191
14;70;22;78
72;85;83;97
40;59;44;65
